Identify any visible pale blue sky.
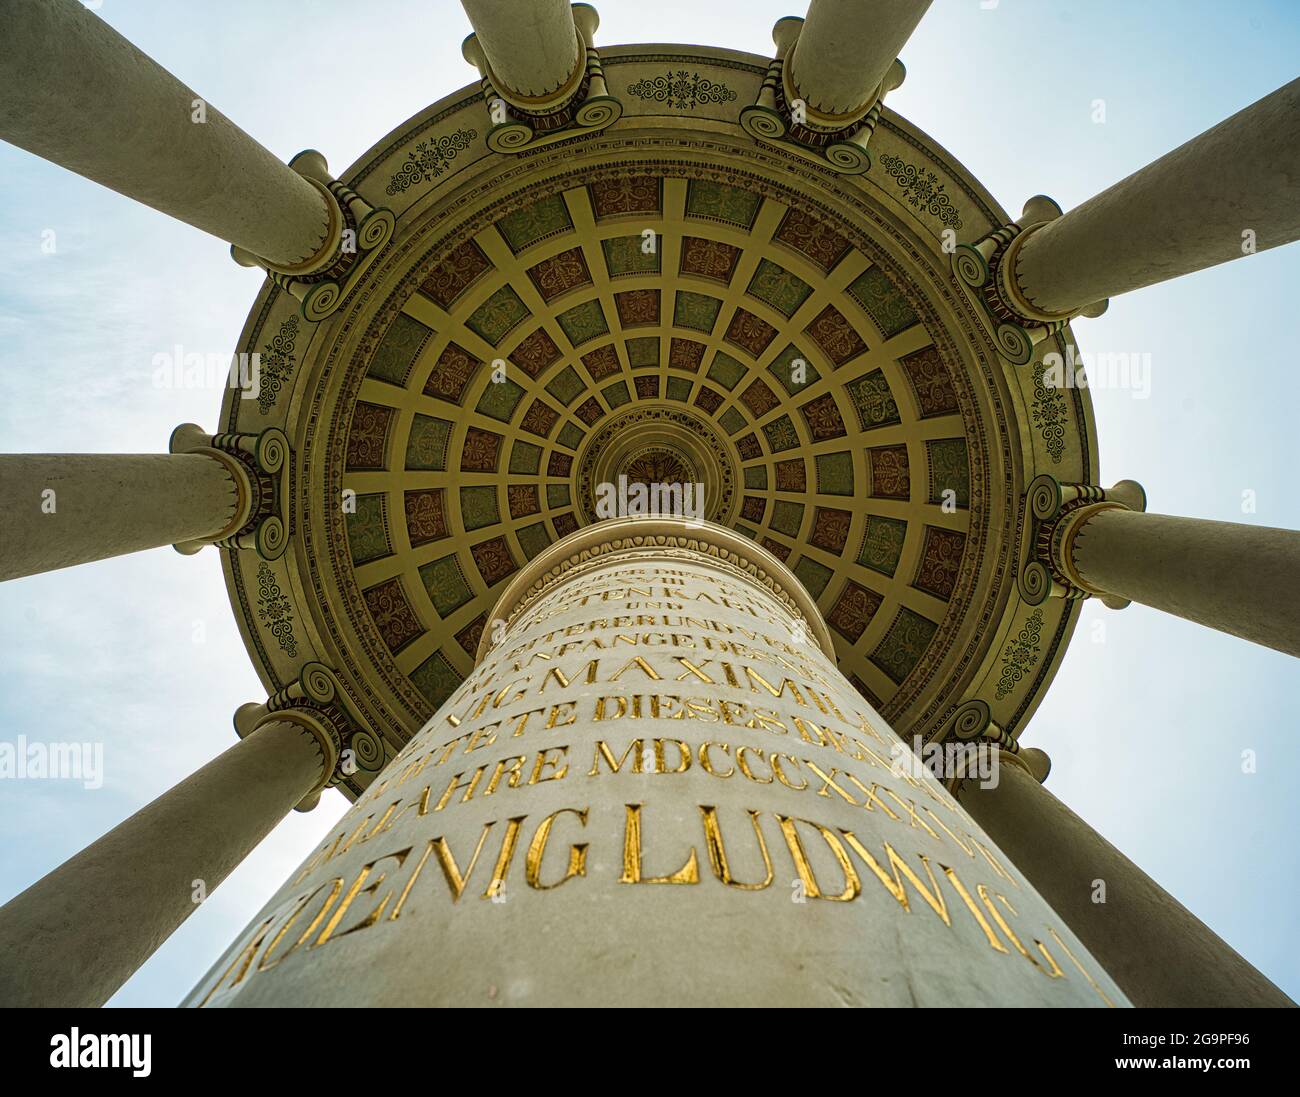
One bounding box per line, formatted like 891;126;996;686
1;0;1297;1006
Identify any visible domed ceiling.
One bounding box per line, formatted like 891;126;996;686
219;45;1097;800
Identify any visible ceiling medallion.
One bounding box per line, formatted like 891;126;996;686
575;403;738;526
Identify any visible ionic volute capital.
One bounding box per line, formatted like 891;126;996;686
739;16;905;176
922;699;1050;796
952;195;1109;364
1018;474;1146;607
234;662;387;809
230;149;395;322
464;3;622;155
169;423;290;560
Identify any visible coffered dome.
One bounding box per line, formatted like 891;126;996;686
219;45;1096;798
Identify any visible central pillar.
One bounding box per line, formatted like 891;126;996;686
185;518;1126;1008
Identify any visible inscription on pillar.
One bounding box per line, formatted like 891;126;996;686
187;544;1125;1007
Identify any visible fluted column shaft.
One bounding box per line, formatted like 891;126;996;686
1064;508;1300;658
1015;78;1300;314
0;0;335;269
960;760;1293;1007
0;453;246;581
788;0;931;117
459;0;582;104
0;719;326;1008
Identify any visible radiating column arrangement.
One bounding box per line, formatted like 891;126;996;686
1019;475;1300;658
0;718;330;1008
787;0;932;117
183;518;1126;1008
1061;507;1300;659
960;757;1295;1008
0;0;340;272
0;452;245;582
1013;78;1300;315
0;425;290;581
459;0;583;105
460;1;620;154
959;78;1300;341
741;0;928;173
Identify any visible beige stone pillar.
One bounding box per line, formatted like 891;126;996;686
184;518;1127;1008
0;451;248;582
0;718;330;1008
0;0;340;271
1060;506;1300;658
788;0;932;117
960;757;1294;1008
459;0;583;105
1012;78;1300;314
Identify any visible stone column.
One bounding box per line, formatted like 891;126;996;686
788;0;932;117
1060;506;1300;658
0;717;331;1008
0;0;340;272
0;452;245;582
960;756;1294;1008
184;518;1127;1008
459;0;583;106
1012;78;1300;314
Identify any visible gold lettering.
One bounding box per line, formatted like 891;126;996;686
776;815;860;901
700;805;773;890
256;879;344;972
525;807;590;890
314;850;411;946
619;803;699;884
771;754;808;790
589;738;644;776
528;746;569;784
736;745;773;784
482;816;527;900
608;656;662;682
483;755;527;796
395;823;496;907
653;738;691;774
838;832;949;924
673;657;715;684
434;764;487;811
698;741;734;778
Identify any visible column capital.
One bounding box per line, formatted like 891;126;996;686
169;423;290;560
463;3;622;155
952;747;1051;794
952;196;1109;364
1018;474;1146;607
230;150;395;322
739;16;906;176
928;699;1049;792
234;661;386;808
